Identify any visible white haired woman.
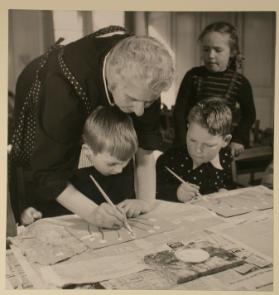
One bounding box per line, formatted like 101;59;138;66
10;26;174;227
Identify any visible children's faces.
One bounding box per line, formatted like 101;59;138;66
201;31;232;72
83;144;130;176
186;122;231;168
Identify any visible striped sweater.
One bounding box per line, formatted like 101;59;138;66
173;66;256;146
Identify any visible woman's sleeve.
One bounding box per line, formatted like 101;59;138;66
232;77;256;146
173;70;195;145
30;73;85;201
156;152;180;202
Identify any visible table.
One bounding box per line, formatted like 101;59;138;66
6;185;274;291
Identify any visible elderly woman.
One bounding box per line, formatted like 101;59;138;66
10;26;174;227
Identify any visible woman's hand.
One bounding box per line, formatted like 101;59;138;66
230;142;245;157
118;199;156;218
88;203;126;229
177;182;200;203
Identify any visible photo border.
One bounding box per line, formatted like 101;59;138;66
0;1;278;294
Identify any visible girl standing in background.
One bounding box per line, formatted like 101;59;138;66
173;22;256;157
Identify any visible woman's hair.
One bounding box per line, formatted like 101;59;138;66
107;36;174;96
188;97;232;137
83;106;138;161
198;21;244;71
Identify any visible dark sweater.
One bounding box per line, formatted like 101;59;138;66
156;145;236;202
173;66;256;146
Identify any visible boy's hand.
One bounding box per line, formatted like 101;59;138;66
20;207;42;225
88;203;126;229
118;199;155;218
230;142;245;157
177;182;200;203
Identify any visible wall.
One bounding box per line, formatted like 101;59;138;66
243;12;275;129
8;10;51;94
8;10;126;95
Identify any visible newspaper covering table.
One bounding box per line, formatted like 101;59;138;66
6;186;274;290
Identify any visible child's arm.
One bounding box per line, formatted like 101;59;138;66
230;142;245;157
117;148;157;218
156;153;184;201
177;182;200;203
56;183;126;228
157;148;200;203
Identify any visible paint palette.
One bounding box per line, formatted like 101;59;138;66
144;240;245;284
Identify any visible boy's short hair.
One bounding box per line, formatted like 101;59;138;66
107;36;174;97
188;97;232;137
83;106;138;161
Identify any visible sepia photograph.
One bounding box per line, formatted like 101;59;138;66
2;1;278;292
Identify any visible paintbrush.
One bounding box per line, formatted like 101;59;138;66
89;174;136;238
165;166;201;198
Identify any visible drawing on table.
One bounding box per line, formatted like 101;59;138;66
193;186;273;217
10;213;175;265
10;220;88;265
68;214;174;249
92;218;161;241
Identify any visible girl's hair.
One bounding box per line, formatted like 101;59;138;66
107;36;174;96
198;21;244;71
83;106;138;161
188;97;232;137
